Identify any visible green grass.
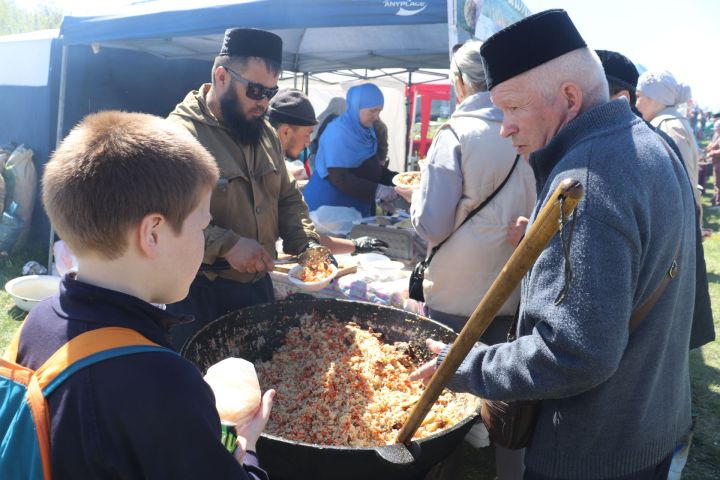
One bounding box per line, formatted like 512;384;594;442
684;180;720;480
0;239;47;356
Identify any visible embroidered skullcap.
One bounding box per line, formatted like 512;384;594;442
269;89;318;126
480;9;586;90
596;49;639;92
218;28;282;65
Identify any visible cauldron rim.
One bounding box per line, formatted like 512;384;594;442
258;404;480;450
182;297;482;454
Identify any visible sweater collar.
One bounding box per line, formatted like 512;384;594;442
529;99;639;192
52;273;192;348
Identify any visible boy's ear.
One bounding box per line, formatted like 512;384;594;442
137;213;165;259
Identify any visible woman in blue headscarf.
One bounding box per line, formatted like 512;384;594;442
303;83;398;217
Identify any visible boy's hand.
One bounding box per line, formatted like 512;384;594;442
235;389;275;463
409;339;446;386
507;216;529;247
225;238;274;273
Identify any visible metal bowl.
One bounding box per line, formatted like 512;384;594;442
4;275;61;312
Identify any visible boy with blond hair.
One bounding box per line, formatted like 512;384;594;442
14;111;273;479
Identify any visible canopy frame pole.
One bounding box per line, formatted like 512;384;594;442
48;43;69;272
404;70;414;171
447;0;459;116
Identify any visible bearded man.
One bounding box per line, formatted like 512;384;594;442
167;28;320;350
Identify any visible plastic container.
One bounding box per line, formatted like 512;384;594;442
287;264;337;292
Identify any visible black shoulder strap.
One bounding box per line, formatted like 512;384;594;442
422;123;520;267
629;242;680;334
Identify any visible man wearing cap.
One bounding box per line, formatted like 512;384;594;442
267;88;315;181
596;48;714;343
268;88;390;256
411;10;696;479
167;29;320;350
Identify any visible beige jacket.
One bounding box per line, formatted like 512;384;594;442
652;107;701;205
168;85;319;283
417;92;536;316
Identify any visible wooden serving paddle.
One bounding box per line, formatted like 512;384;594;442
396;178;585;444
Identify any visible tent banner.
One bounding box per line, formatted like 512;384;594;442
456;0;530;40
0;30;57;87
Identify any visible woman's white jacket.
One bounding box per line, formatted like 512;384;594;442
411;92;536;316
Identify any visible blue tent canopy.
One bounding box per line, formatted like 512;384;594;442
60;0;455;72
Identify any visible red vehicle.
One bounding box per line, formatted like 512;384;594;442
406;84;452;159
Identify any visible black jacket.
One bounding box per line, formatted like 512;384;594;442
16;274;268;480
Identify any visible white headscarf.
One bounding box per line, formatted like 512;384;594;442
637;70;691;107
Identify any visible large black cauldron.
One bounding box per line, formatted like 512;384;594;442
182;297;480;480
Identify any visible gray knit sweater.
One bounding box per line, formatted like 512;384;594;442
442;100;696;478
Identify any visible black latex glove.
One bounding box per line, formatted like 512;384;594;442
302;241;338;267
303;240;323;251
352;236;389;254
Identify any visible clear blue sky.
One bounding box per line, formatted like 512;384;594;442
35;0;720;110
523;0;720;111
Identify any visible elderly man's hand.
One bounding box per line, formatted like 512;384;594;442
224;237;274;274
507;216;529;247
409;339;447;385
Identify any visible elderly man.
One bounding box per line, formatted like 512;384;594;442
412;10;696;479
268;88;389;256
166;29;320;350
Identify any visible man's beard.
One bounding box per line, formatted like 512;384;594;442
220;86;265;147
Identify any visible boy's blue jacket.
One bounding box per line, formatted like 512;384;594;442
16;274;268;480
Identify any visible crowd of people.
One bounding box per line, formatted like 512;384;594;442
7;7;717;480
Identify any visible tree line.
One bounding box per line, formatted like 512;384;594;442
0;0;63;35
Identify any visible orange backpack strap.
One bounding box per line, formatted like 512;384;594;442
25;327;172;480
34;327;167;390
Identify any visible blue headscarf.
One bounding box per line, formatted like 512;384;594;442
314;83;384;177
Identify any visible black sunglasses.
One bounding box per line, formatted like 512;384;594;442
223;66;279;101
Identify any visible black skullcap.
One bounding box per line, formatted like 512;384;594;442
218;28;283;64
480;9;586;90
596;50;639;92
269;89;318;126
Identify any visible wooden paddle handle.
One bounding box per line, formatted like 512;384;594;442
396;178;584;444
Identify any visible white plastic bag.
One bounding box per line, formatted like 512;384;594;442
309;206;362;236
5;145;37;244
204;358;261;427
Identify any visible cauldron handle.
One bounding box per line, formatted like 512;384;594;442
396;178;585;444
373;442;421;465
